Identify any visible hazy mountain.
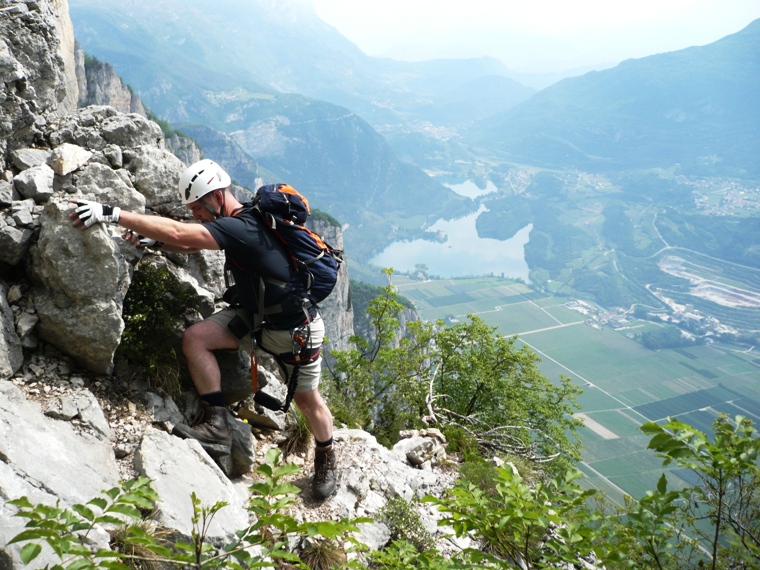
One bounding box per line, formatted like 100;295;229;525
68;0;533;128
69;0;478;269
177;92;471;261
470;19;760;177
407;74;536;126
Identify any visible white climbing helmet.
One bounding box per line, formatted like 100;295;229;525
178;159;231;205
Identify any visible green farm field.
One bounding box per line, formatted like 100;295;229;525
393;274;760;503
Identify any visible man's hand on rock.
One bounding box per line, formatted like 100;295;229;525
123;229;162;249
70;200;121;228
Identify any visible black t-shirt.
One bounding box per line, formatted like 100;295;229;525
204;207;295;318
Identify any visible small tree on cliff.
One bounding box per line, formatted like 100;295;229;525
324;269;582;469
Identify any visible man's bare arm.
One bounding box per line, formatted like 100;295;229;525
114;211;218;250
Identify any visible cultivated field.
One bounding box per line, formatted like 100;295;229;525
394;274;760;504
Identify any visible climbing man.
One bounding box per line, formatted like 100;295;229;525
70;159;337;499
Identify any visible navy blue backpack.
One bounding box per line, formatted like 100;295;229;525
251;184;343;315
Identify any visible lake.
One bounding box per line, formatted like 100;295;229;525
371;204;532;281
444;179;498;199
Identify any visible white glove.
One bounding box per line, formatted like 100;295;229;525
74;200;121;228
123;230;162;249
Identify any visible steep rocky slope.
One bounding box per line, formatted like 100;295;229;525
0;1;457;568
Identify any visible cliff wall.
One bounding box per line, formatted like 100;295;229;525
0;3;448;568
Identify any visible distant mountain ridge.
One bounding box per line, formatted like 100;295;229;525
68;0;533;128
470;19;760;177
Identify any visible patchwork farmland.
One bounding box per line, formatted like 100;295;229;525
394;275;760;504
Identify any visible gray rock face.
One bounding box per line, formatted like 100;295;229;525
0;381;119;567
133;428;250;542
44;388;113;440
0;0;78;165
0;215;34;265
291;428;460;552
0;181;18;205
165;131;203;166
101;113;163;149
10;147;52;170
0;284;23;378
308;218;353;353
13;163;54;202
29;199;139;373
124;145;188;215
74;41;147;116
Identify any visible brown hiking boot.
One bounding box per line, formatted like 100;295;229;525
312;445;337;500
172;402;232;457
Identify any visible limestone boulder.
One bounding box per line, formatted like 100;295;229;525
29;199;141;373
133;428;250;543
70;161;144;211
13;163;54;202
50;142;93;175
0;180;19;206
0;382;118;568
124;145;186;215
0;215;34;266
101;113;163;149
165;248;227;299
44;388;113;440
10;147;52;170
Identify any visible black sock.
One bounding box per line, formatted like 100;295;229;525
201;391;226;407
315;436;333;449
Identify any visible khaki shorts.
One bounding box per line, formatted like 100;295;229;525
206;307;325;393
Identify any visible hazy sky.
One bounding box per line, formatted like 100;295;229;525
311;0;760;72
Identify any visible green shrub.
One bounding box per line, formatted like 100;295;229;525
379;497;434;553
299;537;348;569
9;449;368;569
117;264;196;397
310;208;342;227
283;407;312;458
442;426;479;461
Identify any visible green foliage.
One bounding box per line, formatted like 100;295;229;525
118;264;196;397
457;460;514;500
433;315;583;475
325;270;434;446
379;497;434;553
9;477;159;568
326;270;582;467
310;208;341;227
349;279;413;339
423;466;600;569
442;425;480;462
145;111;187;139
368;540;470;569
283;407;312;458
640;325;699;350
299;538;348;569
109;518;173;570
9;449;368;569
600;475;699;570
82;53;101;70
638;414;760;570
